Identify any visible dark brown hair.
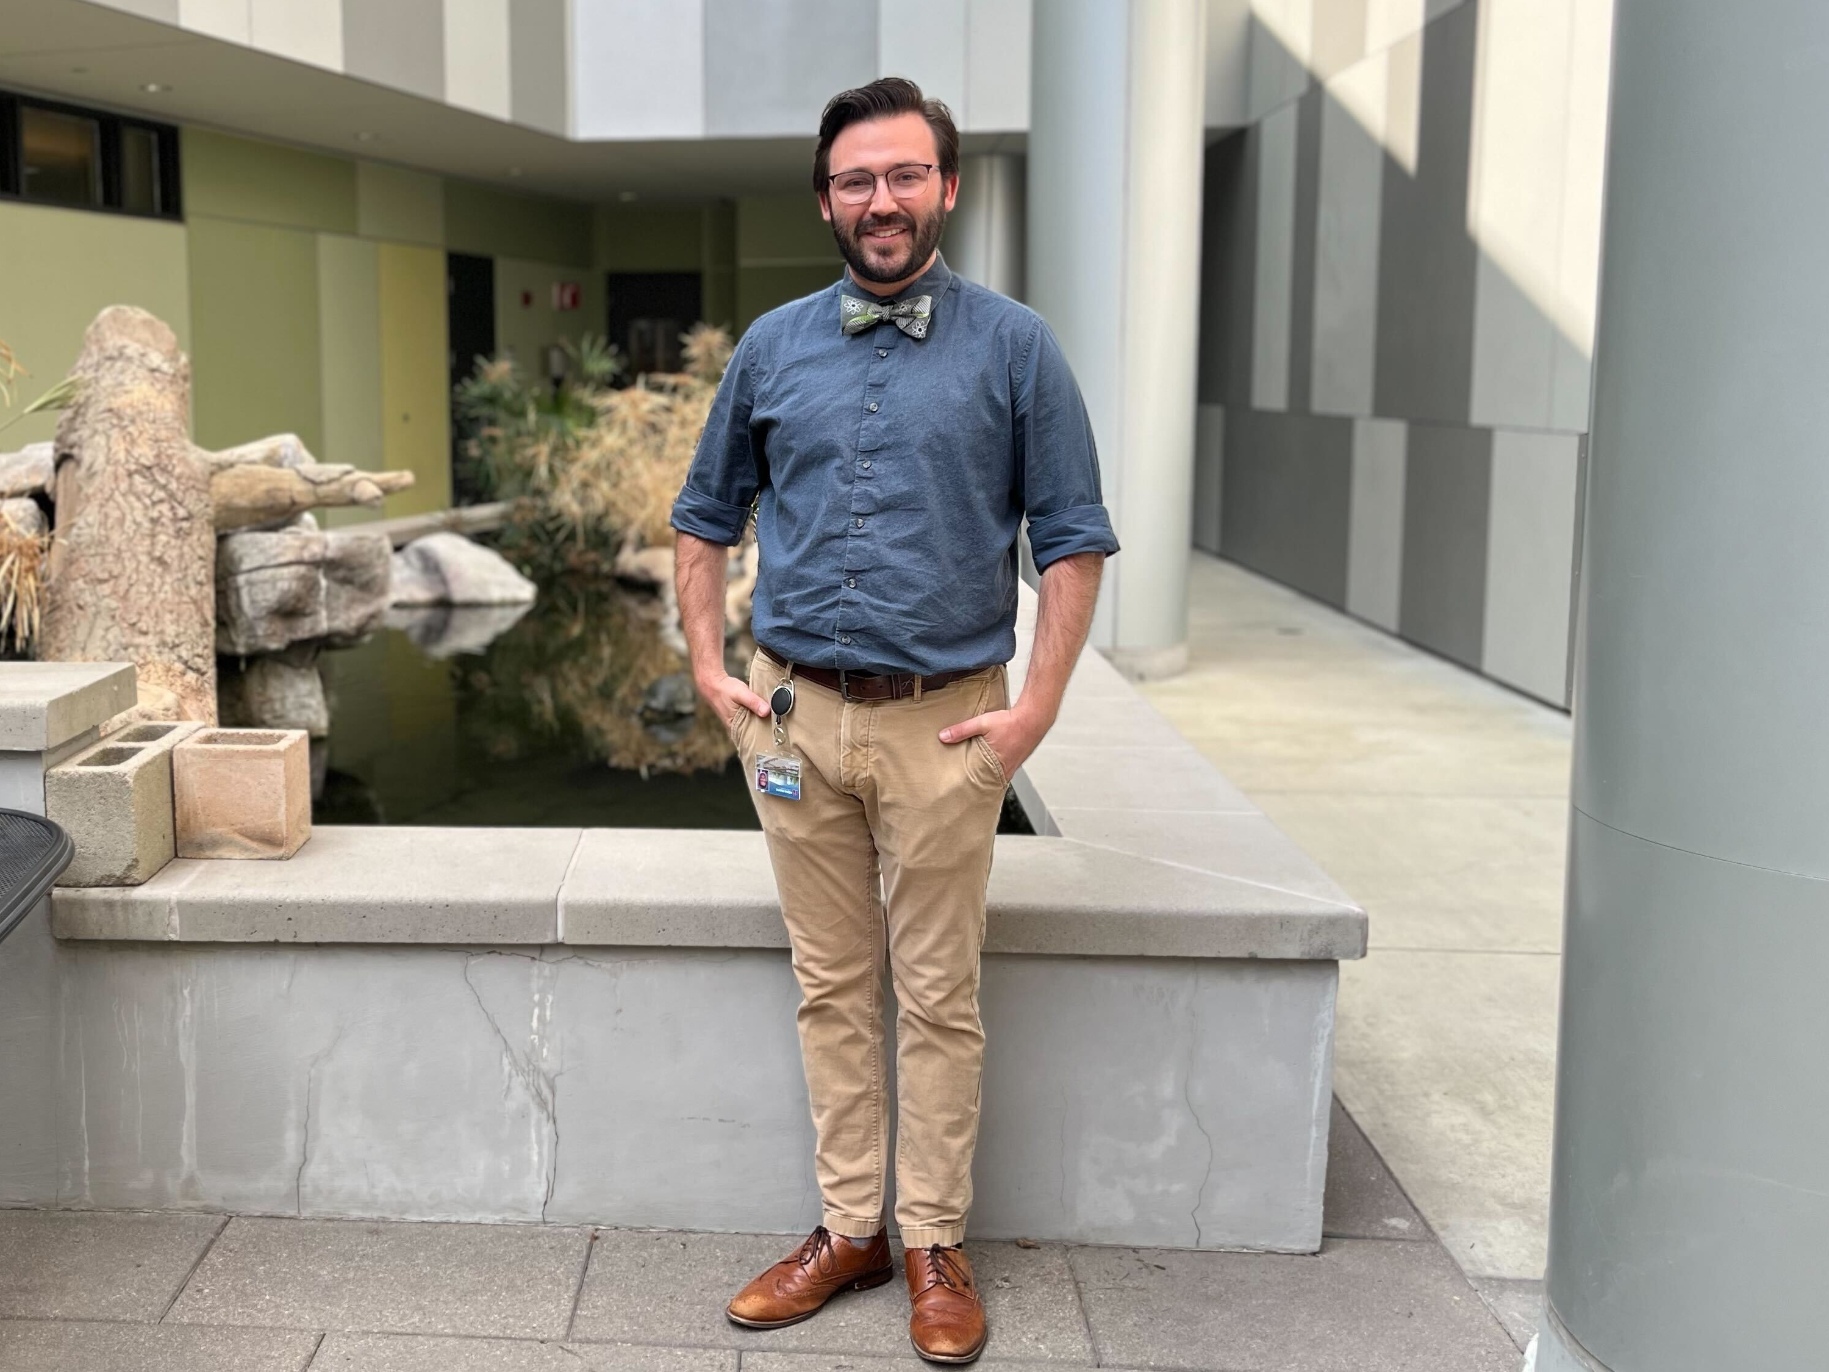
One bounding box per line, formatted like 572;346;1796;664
813;77;960;195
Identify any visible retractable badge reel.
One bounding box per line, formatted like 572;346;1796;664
756;677;802;801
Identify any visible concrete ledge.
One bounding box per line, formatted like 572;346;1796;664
0;663;136;752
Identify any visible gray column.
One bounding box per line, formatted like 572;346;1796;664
1027;0;1206;677
948;153;1026;301
1540;4;1829;1370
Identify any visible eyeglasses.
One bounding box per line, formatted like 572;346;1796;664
826;163;937;205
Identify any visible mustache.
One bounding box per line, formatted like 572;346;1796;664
854;211;917;237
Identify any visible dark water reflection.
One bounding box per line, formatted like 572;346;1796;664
316;580;759;828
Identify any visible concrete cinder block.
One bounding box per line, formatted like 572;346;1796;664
173;728;311;860
45;721;200;886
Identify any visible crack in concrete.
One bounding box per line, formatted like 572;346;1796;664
296;1030;345;1216
460;952;561;1221
1182;988;1214;1248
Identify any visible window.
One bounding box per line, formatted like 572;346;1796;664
0;90;180;220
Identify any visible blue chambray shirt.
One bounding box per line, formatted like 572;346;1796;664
671;255;1119;676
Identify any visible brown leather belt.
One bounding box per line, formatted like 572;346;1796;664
758;645;989;702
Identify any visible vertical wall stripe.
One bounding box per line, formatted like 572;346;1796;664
1310;51;1384;416
443;0;512;121
1481;429;1580;703
250;0;341;70
1398;419;1490;668
510;0;569;135
1221;409;1354;606
1346;416;1405;630
1284;84;1324;413
962;0;1031;132
1196;130;1257;408
1309;0;1368;80
1251;101;1299;411
342;0;444;103
879;0;966;114
1550;0;1615;433
572;0;706;140
1193;404;1226;554
376;242;452;517
705;0;878;137
1363;0;1425;55
1247;0;1313;121
1372;0;1478;425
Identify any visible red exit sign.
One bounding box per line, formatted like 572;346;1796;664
552;281;582;311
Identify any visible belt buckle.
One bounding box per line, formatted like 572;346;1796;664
836;667;853;702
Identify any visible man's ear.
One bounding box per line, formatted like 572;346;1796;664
817;192;833;224
942;174;960;213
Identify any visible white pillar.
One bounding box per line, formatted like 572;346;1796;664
1027;0;1206;678
949;153;1026;300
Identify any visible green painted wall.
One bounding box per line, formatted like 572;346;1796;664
188;216;323;453
316;234;384;472
357;162;444;247
735;192;840;331
0;200;190;446
183;128;357;233
494;257;604;379
445;180;592;265
593;201;741;333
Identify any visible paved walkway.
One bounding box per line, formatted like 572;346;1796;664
0;1097;1526;1371
1139;554;1568;1315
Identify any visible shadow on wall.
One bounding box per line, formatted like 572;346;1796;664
1196;0;1611;709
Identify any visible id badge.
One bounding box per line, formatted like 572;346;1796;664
755;752;802;801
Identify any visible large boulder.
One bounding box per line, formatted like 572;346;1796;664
218;646;329;736
390;532;536;607
217;528;391;654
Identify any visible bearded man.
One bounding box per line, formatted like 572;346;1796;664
671;77;1117;1366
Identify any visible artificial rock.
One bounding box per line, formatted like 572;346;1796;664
216;528;391;655
390;532;536;607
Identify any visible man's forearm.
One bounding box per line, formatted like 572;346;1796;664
1013;552;1105;728
676;532;733;691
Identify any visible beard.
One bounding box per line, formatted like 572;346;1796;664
832;200;949;286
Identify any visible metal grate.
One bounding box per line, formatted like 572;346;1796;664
0;808;73;946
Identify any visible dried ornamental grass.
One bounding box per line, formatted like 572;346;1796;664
0;525;47;653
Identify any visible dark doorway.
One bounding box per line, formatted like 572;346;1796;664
447;253;495;505
605;271;702;377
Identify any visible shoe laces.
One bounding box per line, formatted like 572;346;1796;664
918;1243;972;1295
793;1226;839;1270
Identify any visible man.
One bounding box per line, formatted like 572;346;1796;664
671;77;1117;1366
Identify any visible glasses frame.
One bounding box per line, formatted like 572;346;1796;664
825;163;939;206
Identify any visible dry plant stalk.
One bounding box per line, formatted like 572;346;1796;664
0;526;49;652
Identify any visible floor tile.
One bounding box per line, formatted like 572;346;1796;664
1321;1101;1427;1242
1333;951;1560;1280
0;1209;225;1320
0;1319;317;1372
569;1231;1092;1362
165;1217;590;1340
1070;1239;1519;1372
310;1333;736;1370
1470;1276;1543;1352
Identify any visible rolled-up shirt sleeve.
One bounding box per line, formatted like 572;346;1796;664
1014;317;1121;571
671;328;765;545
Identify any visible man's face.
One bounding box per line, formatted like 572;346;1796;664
819;111;959;287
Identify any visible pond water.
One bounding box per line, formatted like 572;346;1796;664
315;581;760;828
312;579;1033;834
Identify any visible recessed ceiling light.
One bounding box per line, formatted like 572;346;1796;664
618;190;638;203
354;131;377;143
140;82;169;93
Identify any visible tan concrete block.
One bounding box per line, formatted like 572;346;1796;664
173;728;311;860
46;721;200;886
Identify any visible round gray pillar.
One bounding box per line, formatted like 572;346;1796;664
1541;3;1829;1369
1027;0;1205;678
949;153;1026;300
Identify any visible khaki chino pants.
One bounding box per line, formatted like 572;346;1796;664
730;648;1010;1248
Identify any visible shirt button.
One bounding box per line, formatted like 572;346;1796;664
866;401;879;413
860;460;871;469
876;348;887;357
845;577;857;588
853;517;865;528
839;635;853;645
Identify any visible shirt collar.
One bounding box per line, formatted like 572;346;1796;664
843;252;954;313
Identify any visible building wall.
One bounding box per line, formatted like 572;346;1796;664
1196;0;1611;706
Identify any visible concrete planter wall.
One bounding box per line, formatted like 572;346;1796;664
1;594;1366;1251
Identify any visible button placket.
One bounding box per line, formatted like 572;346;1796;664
840;328;897;663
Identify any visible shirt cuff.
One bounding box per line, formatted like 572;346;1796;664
670;483;752;545
1027;504;1121;572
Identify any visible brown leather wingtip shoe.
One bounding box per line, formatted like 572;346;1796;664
906;1244;988;1364
726;1226;894;1330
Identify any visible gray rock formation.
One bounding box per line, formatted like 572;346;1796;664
217;527;392;654
0;442;53;498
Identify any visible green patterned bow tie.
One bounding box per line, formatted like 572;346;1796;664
840;293;933;339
